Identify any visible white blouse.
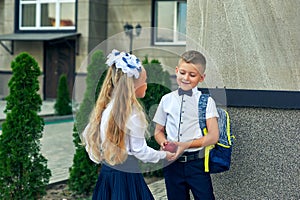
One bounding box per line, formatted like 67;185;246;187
83;100;166;164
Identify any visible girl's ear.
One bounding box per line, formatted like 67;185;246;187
135;83;147;98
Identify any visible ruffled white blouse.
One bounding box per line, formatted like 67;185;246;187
83;100;166;164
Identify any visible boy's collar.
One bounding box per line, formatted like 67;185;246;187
178;87;198;96
192;87;198;93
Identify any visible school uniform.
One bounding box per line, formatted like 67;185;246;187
83;99;166;200
153;87;219;200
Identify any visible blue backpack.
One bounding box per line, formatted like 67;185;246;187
198;94;235;173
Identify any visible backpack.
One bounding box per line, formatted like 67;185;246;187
198;94;235;173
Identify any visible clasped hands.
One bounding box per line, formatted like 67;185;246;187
161;140;191;161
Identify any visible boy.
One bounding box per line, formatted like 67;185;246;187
153;50;219;200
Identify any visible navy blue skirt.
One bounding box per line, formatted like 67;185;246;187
92;156;154;200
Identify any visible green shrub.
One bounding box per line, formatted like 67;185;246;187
68;50;107;195
140;57;172;177
54;74;72;115
0;52;51;199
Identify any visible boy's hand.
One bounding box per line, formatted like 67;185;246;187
160;140;169;150
163;142;178;153
173;141;192;158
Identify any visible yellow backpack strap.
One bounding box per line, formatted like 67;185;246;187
203;127;214;172
199;94;211;172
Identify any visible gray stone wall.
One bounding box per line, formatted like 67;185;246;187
212;107;299;199
88;0;108;52
187;0;300;91
186;1;300;198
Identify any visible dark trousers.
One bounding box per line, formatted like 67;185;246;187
163;157;215;200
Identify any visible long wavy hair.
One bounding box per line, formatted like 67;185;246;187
83;64;147;165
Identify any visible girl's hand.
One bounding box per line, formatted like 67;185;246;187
165;151;176;161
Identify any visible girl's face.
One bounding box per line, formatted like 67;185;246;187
175;60;205;91
134;68;147;98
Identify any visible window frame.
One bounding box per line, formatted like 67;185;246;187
15;0;77;33
152;0;187;46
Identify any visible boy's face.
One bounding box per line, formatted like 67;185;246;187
175;60;205;91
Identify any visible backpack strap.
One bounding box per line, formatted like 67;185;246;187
198;94;215;172
198;94;209;133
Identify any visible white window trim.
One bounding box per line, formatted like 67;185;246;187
154;0;186;46
19;0;76;31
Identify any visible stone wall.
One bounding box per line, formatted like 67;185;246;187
186;1;300;198
212;107;299;199
187;0;300;91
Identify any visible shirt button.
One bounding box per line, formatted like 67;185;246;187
180;134;182;136
180;122;183;124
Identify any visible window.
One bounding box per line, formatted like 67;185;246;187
18;0;76;31
154;0;187;45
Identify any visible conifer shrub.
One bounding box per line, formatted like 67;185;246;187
54;74;72;115
68;50;107;195
0;52;51;199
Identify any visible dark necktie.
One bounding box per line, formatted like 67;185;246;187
178;88;193;96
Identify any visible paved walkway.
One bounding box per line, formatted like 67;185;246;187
148;179;168;199
0;101;168;199
40;119;75;184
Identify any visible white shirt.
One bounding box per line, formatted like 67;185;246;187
153;87;219;152
83;100;166;164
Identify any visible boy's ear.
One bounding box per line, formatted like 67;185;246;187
175;66;179;73
199;73;206;83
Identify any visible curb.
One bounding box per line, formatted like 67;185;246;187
0;114;74;129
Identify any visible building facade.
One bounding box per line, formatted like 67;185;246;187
1;1;299;198
0;0;186;101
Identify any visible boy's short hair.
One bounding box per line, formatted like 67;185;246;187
180;50;206;72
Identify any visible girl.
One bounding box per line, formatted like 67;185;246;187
83;49;174;200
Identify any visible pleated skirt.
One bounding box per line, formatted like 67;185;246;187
92;156;155;200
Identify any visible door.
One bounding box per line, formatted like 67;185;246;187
44;39;75;100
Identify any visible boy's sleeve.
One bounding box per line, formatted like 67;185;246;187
206;97;219;119
152;97;167;126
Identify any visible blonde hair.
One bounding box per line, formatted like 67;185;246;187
180;50;206;73
84;64;147;165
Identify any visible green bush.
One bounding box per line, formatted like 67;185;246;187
54;74;72;115
0;52;51;199
140;57;172;177
68;50;107;195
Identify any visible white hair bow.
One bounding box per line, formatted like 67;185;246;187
106;49;142;79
